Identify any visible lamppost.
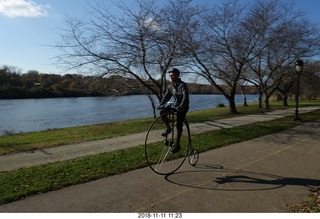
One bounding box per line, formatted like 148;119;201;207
293;59;304;121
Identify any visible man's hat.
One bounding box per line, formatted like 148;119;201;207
168;68;180;76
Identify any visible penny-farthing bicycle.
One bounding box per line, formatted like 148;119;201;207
144;105;199;175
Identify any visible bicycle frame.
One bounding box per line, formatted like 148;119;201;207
144;110;199;175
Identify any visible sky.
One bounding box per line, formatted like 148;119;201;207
0;0;320;75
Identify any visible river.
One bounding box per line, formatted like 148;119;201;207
0;94;258;136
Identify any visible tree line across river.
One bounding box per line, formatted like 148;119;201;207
0;68;258;99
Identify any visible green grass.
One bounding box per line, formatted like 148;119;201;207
0;108;320;205
0;146;147;204
0;118;152;155
291;191;320;212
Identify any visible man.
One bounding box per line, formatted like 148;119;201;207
158;68;189;154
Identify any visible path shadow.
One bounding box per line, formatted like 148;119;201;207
165;163;320;192
215;175;320;192
27;149;53;155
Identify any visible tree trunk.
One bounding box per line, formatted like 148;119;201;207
147;93;157;119
264;95;270;110
258;93;263;108
228;96;238;114
283;93;288;106
242;92;248;106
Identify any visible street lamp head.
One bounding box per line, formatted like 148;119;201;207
295;59;304;74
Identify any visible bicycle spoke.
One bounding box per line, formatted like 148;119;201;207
145;112;192;175
155;146;171;172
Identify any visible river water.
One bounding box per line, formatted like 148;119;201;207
0;94;258;135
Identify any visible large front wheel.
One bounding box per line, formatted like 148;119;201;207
145;113;190;175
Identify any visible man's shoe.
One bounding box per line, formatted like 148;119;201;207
171;144;181;154
161;127;172;136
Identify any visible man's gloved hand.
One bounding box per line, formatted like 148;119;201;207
173;107;181;112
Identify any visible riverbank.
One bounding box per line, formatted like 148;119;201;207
1;100;316;155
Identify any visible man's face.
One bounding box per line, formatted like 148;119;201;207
169;73;178;82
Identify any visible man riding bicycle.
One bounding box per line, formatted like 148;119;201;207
158;68;189;154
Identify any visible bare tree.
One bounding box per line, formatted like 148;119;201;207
54;0;200;115
243;0;320;109
186;0;260;114
276;66;296;106
299;60;320;100
54;0;320;115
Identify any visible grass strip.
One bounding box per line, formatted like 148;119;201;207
1;100;319;155
0;119;152;155
0;110;319;205
291;191;320;212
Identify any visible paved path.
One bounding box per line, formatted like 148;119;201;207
0;117;319;212
0;106;319;172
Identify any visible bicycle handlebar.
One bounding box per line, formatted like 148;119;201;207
158;102;174;110
158;102;185;114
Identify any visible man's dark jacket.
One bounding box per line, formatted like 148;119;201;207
160;78;189;112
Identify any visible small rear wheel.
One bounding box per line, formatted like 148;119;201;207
188;149;199;166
